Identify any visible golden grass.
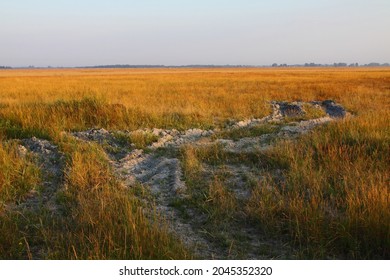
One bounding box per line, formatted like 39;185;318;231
50;140;190;259
245;111;389;258
0;139;190;259
0;67;389;259
0;141;40;204
0;67;388;134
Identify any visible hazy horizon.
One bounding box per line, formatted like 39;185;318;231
1;0;390;67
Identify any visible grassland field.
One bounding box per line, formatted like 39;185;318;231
0;68;389;259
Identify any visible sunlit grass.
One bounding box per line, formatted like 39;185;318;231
245;113;390;258
0;141;41;205
0;67;389;259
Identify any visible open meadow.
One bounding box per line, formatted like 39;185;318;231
0;68;389;259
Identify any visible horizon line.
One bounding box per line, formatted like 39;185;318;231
2;62;390;69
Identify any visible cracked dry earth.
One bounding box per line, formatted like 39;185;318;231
10;100;348;259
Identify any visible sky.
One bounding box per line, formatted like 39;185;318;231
1;0;389;67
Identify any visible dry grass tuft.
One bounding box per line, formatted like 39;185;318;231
0;141;40;204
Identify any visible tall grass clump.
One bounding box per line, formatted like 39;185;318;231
0;97;131;136
180;145;238;222
0;141;41;259
47;140;189;259
246;113;390;258
0;141;40;204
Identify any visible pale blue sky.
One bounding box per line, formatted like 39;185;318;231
1;0;389;67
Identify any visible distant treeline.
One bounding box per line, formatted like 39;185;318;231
4;63;390;69
272;62;390;67
82;64;253;69
85;63;390;68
